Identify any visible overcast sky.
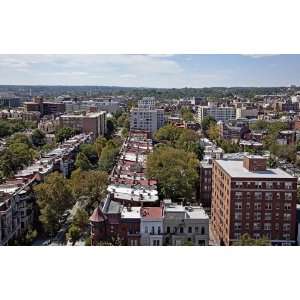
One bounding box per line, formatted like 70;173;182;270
0;54;299;88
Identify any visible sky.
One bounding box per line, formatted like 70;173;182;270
0;54;300;88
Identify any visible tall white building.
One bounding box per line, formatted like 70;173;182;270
198;105;236;123
130;97;165;135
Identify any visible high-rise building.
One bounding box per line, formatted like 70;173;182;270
198;105;236;123
211;155;297;245
58;111;106;138
130;97;165;135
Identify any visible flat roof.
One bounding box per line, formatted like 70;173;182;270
216;160;295;179
121;206;141;219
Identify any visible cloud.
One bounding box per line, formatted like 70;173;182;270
241;54;280;59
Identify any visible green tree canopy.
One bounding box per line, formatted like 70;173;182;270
146;146;199;201
79;143;98;164
73;208;89;230
234;233;271;246
67;225;81;246
34;172;75;235
70;169;108;209
98;141;120;172
75;152;93;171
201;116;216;132
31;129;46;147
55;127;76;143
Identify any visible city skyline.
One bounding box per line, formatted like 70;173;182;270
0;54;300;88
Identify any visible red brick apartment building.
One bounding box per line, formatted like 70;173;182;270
211;155;297;245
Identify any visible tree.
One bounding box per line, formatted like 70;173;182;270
201;116;216;132
154;124;183;145
75;152;93;171
31;129;46;147
67;225;81;246
207;124;220;141
121;127;129;138
94;137;107;158
146;146;199;201
79;143;98;164
34;172;74;236
73;208;89;230
55;127;76;143
181;107;194;122
98;141;120;172
70;169;108;209
176;129;204;160
106;117;116;137
234;233;271;246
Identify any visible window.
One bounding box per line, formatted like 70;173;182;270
180;227;184;234
284;213;291;221
246;212;250;220
245;223;250;230
151;226;155;234
264;223;271;231
235;182;243;188
235;192;242;200
198;240;205;246
284;203;291;210
195;226;199;233
285;192;292;201
265;192;273;201
188;227;192;233
254;192;262;200
145;226;148;233
285;182;292;190
235;213;242;221
253;233;260;239
255;182;262;189
158;226;161;234
234;223;242;230
265;203;272;210
254;223;261;230
235;202;242;210
173;227;177;234
167;226;170;234
275;223;280;231
266;182;273;189
283;233;290;240
254;212;261;221
254;202;261;210
234;233;241;240
201;227;205;235
264;212;272;221
283;223;290;231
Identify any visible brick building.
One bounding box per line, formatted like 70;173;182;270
24;97;65;116
199;160;213;208
211;155;297;245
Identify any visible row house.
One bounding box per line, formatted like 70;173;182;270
89;197;209;246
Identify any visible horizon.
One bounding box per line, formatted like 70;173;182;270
0;54;300;88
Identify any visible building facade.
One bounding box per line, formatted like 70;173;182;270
58;111;106;138
198;106;236;123
211;155;297;245
130;97;165;135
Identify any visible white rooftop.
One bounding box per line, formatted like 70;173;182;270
121;206;141;219
216;159;295;179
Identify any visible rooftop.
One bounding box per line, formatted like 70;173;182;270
216;159;295;179
121;206;141;219
141;207;163;219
